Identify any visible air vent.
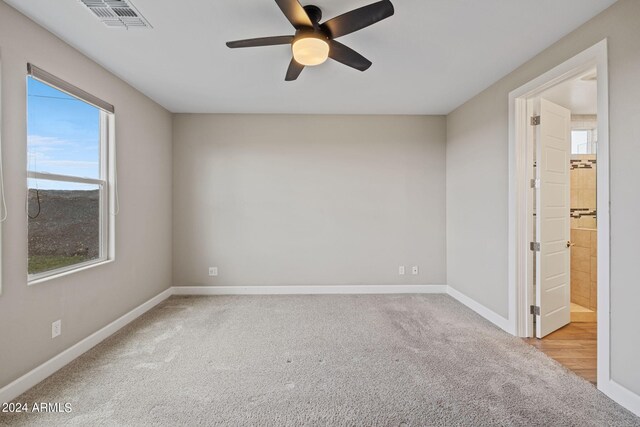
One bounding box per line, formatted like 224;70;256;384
79;0;152;29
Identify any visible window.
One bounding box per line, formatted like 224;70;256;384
27;65;114;281
571;129;597;155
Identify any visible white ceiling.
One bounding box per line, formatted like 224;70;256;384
542;69;598;115
4;0;617;114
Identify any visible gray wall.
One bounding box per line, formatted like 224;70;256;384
173;114;446;287
446;0;640;393
0;3;173;388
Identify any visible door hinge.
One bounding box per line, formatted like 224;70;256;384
530;305;541;316
531;115;541;126
530;178;540;188
530;242;540;251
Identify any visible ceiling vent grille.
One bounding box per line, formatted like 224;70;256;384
79;0;152;29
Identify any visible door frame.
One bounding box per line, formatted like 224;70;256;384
507;39;609;385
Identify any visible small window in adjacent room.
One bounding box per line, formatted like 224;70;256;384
26;65;114;282
571;129;597;155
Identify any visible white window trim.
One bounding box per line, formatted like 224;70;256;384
26;70;115;284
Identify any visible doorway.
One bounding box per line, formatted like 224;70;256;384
508;40;609;388
531;71;598;334
523;76;598;383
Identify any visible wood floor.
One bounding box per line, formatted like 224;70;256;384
523;322;597;384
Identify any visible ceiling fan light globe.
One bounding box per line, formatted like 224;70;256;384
292;37;329;66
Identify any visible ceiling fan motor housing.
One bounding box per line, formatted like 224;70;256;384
303;5;322;24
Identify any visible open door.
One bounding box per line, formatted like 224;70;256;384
536;98;571;338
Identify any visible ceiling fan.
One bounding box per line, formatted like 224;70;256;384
226;0;394;81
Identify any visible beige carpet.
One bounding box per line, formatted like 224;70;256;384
1;294;638;426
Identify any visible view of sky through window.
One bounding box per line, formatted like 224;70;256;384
27;77;100;189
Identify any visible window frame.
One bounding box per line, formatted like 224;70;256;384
571;128;597;155
26;66;115;284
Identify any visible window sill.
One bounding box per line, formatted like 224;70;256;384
28;258;114;286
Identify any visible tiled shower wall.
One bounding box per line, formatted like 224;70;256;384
571;228;597;311
570;115;597;310
570;154;597;229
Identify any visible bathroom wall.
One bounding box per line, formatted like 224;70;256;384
570;116;597;310
571;228;597;311
570;115;597;229
570;155;597;229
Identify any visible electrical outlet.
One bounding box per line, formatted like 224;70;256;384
209;267;218;276
52;320;61;338
398;265;405;275
412;266;419;275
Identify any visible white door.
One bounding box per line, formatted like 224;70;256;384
536;98;572;338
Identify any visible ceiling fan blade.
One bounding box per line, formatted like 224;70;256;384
321;0;394;39
226;36;294;48
275;0;313;29
328;40;372;71
285;58;305;81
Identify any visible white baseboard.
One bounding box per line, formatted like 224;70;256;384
172;284;448;295
0;288;173;404
601;379;640;417
446;286;512;333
